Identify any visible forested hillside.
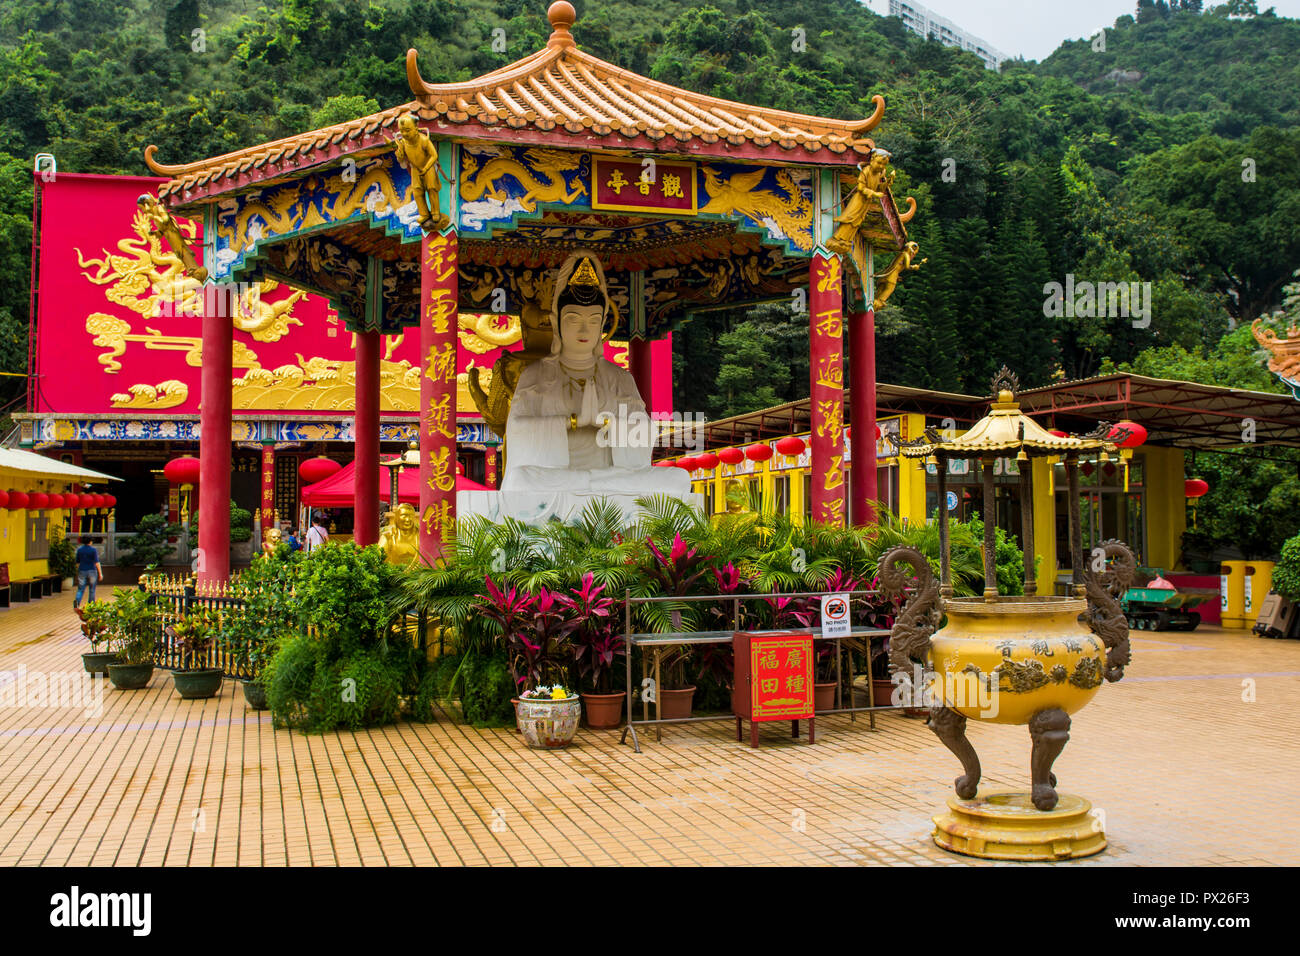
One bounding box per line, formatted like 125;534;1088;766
0;0;1297;427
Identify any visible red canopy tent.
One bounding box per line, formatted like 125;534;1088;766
301;459;489;508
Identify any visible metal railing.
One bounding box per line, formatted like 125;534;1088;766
139;573;255;679
618;587;900;752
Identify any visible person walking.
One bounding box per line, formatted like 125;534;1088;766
73;536;102;609
304;513;329;553
281;521;301;552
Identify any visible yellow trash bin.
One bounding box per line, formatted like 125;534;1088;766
1247;561;1274;626
1220;561;1248;629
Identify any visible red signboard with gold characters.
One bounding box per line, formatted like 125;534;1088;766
733;630;815;747
592;156;697;214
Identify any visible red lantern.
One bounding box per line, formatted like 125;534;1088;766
47;494;64;508
78;493;95;509
696;452;719;470
718;447;745;465
8;491;29;509
676;456;697;471
744;443;774;462
1108;420;1147;448
1049;429;1069;439
1185;478;1209;499
653;460;674;468
299;456;342;484
93;494;107;508
164;456;201;487
103;495;117;508
844;426;851;441
876;425;883;439
29;493;49;510
0;490;8;509
775;436;805;458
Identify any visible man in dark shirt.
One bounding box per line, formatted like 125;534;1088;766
73;536;102;609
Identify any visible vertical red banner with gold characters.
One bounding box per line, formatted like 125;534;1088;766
809;252;846;526
419;230;459;561
260;444;275;529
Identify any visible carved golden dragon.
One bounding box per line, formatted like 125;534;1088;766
460;148;587;212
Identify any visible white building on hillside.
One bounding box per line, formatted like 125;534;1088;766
862;0;1007;71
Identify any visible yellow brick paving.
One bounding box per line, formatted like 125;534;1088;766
0;595;1296;866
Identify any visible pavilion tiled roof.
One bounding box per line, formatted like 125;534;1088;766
147;1;884;204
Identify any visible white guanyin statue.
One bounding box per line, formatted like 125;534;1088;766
501;252;692;496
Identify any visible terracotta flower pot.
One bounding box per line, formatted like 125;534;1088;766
581;691;624;729
872;678;898;707
657;685;695;720
814;681;837;713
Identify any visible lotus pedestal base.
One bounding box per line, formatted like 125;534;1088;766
931;791;1106;861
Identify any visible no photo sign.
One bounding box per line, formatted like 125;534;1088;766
821;593;851;638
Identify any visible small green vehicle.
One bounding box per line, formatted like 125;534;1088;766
1121;569;1219;632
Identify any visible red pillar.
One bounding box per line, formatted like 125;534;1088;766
198;284;233;584
629;337;652;406
419;231;458;562
849;308;878;526
259;443;275;538
354;329;381;546
809;253;846;526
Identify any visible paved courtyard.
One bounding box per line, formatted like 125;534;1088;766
0;595;1295;866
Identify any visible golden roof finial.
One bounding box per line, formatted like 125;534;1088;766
547;1;577;50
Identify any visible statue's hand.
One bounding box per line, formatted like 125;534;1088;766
575;407;595;429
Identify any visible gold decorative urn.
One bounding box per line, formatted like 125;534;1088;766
878;369;1136;861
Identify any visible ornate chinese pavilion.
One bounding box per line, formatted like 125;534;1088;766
144;1;914;581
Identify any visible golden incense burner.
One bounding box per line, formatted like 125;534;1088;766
878;368;1136;860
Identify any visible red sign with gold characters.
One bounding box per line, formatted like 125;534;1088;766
592;156;697;214
734;631;814;720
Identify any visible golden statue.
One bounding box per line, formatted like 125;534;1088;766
393;115;450;233
260;526;282;556
467;268;556;439
1252;317;1300;381
379;503;420;565
724;479;751;514
826;149;891;257
137;193;208;282
872;241;925;310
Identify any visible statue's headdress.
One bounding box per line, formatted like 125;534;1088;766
549;251;619;357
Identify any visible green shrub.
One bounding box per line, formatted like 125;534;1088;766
49;533;77;578
1274;534;1300;600
119;513;182;568
264;634;319;731
965;518;1027;596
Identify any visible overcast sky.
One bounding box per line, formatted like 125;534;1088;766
868;1;1300;62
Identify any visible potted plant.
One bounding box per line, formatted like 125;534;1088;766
561;573;625;730
814;642;838;713
105;587;158;690
49;532;77;590
76;601;119;675
169;609;224;699
479;578;580;744
641;534;710;720
218;548;300;709
514;684;582;748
